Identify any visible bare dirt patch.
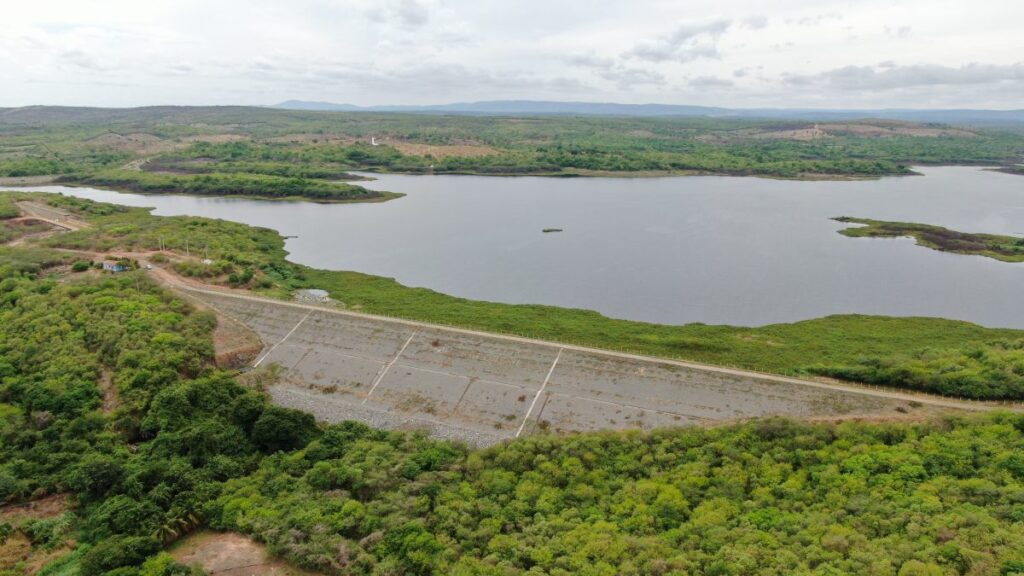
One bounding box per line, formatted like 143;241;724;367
171;531;322;576
818;122;976;138
697;122;976;143
751;126;831;141
0;495;74;576
98;369;118;413
263;134;358;145
0;494;69;524
182;134;250;145
3;218;61;246
84;132;170;153
0;535;74;576
15;201;89;231
213;314;264;369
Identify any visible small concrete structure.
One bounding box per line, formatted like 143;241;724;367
102;261;128;273
294;288;330;303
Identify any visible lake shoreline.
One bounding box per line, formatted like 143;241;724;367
12;166;1024;329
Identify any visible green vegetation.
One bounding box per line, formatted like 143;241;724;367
0;248;319;575
0;196;19;220
3;224;1024;576
58;170;399;203
149;139;912;179
210;416;1024;576
1;107;1023;184
807;341;1024;399
835;217;1024;263
13;191;1023;400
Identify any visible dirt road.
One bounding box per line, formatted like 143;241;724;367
14;201;89;231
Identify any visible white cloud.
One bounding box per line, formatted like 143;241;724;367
689;76;734;89
0;0;1021;108
626;19;733;63
365;0;433;29
785;62;1024;90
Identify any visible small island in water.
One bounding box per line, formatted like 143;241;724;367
542;228;563;233
834;216;1024;262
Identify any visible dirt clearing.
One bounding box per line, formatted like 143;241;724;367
0;495;74;576
171;531;322;576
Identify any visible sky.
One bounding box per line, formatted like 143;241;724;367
1;0;1021;109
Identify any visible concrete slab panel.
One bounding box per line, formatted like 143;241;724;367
451;380;533;433
527;392;698;434
365;365;472;422
287;313;416;363
400;329;558;391
270;345;386;397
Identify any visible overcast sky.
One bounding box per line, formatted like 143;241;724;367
1;0;1021;109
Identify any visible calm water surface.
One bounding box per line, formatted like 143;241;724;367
22;166;1024;328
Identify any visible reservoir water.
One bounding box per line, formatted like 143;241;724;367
21;166;1024;328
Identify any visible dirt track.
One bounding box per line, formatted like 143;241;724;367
14;201;88;231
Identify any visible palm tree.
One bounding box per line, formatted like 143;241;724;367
153;508;203;545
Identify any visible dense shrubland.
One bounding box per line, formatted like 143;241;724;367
210;416;1024;575
0;251;319;575
808;340;1024;399
57;170;394;203
147;140;912;178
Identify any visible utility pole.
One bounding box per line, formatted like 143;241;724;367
185;238;190;257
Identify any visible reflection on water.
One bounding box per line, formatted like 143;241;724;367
21;166;1024;328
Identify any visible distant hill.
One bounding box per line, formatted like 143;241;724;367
2;102;1021;128
273;100;363;112
272;99;1024;125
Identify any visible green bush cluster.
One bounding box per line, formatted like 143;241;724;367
808;341;1024;399
149;139;911;179
211;416;1024;575
0;158;73;177
58;170;386;202
0;195;19;220
0;255;319;575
